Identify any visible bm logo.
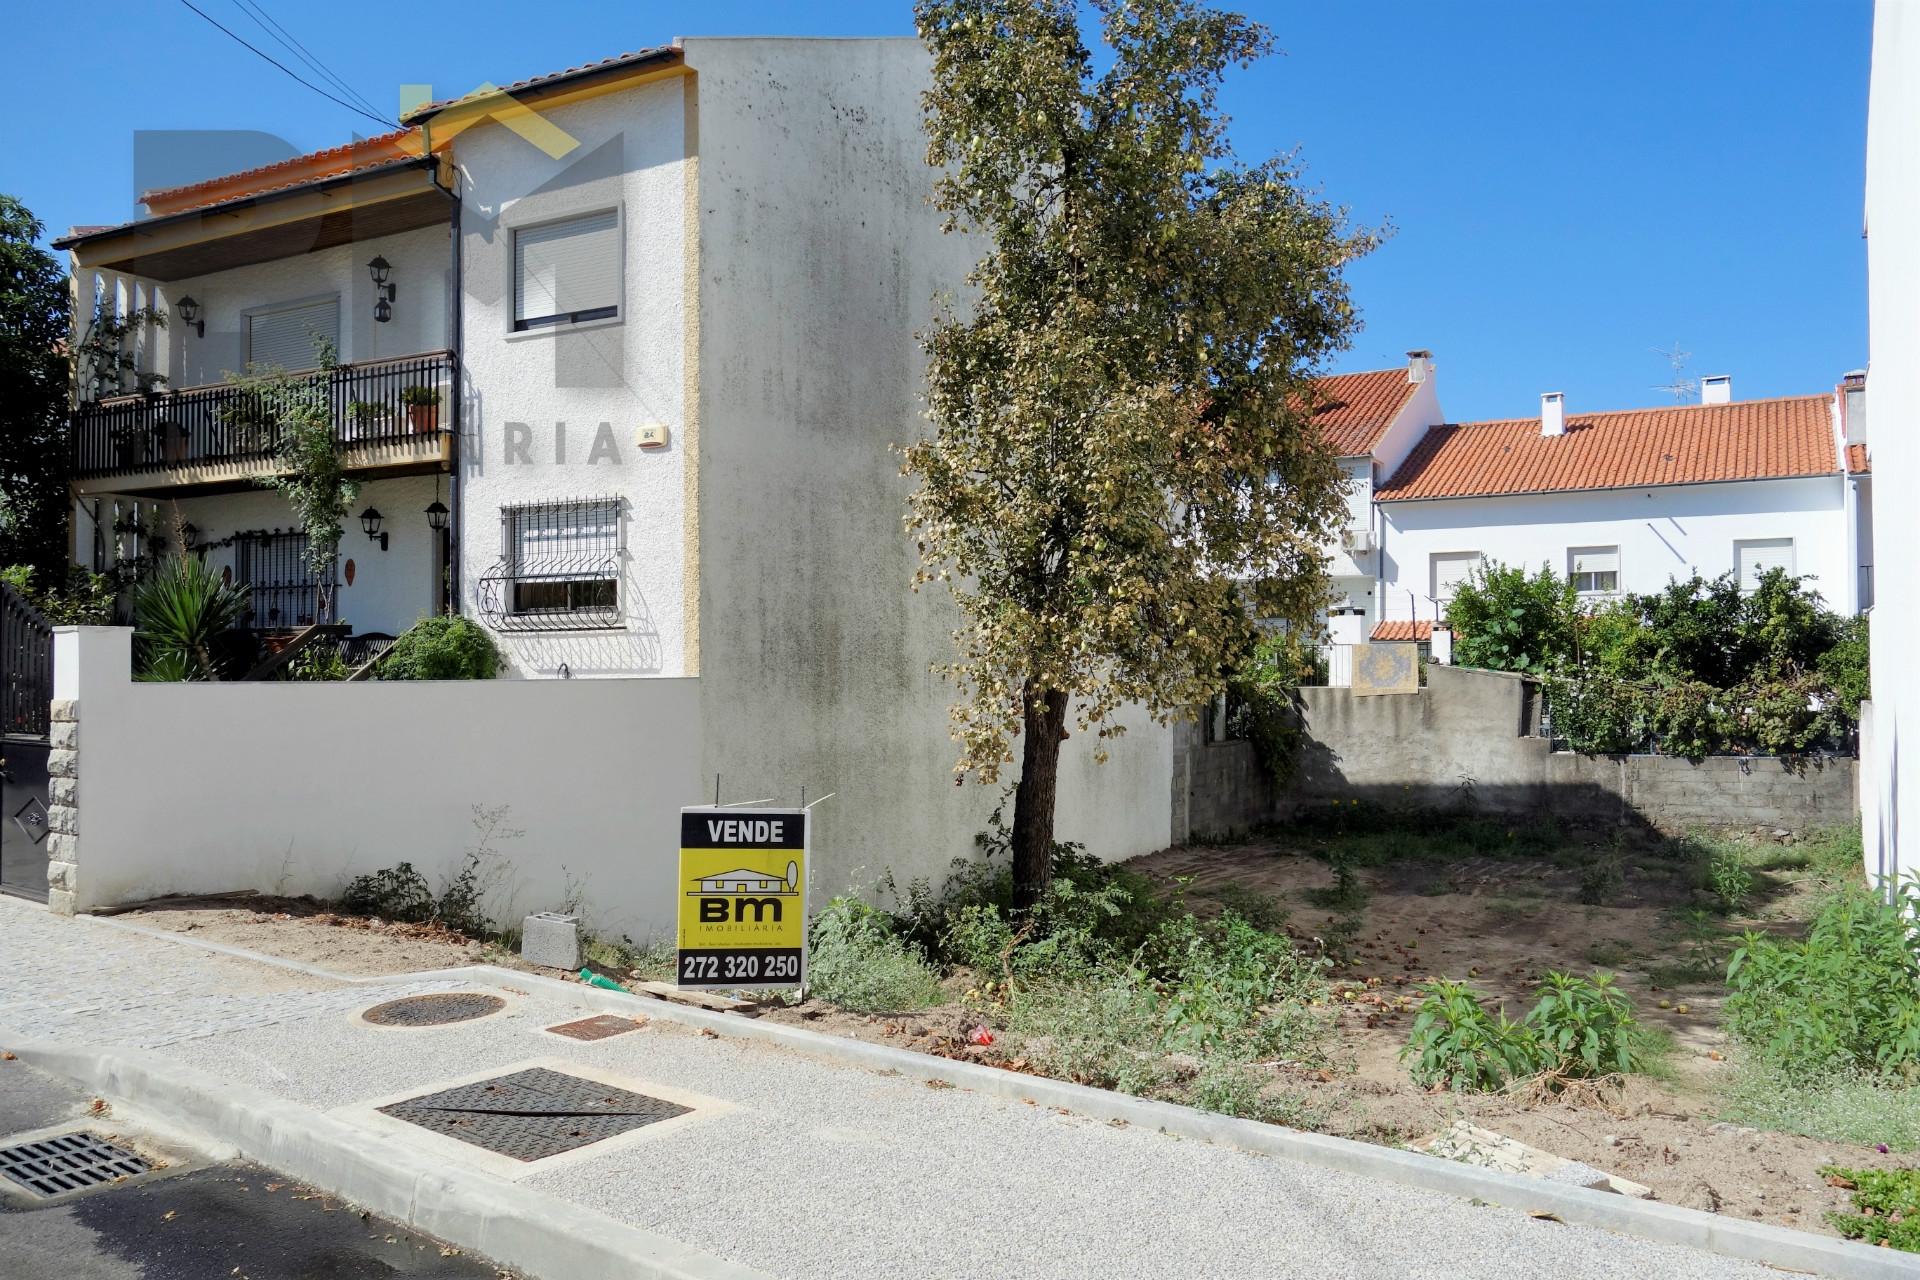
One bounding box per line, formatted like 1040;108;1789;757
688;860;800;924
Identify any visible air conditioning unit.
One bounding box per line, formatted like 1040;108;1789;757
1340;526;1376;554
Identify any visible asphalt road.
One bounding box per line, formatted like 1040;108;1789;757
0;1059;509;1280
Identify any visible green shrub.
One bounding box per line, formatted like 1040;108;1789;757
338;862;435;923
1705;844;1755;914
1444;562;1578;675
1541;670;1642;754
286;647;350;682
1226;629;1317;783
807;895;944;1013
1403;971;1640;1091
1725;883;1920;1082
132;554;251;680
1;564;116;625
378;615;500;680
1818;615;1870;718
1820;1167;1920;1252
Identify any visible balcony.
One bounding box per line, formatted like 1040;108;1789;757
71;351;456;496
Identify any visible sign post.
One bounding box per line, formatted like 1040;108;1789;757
676;806;808;991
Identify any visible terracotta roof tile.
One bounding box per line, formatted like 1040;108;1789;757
1848;442;1871;474
1370;621;1432;642
1308;368;1417;457
140;131;415;213
1376;395;1838;502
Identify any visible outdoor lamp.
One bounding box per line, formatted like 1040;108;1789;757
180;522;200;552
175;295;204;338
359;505;388;551
424;499;450;533
368;256;396;322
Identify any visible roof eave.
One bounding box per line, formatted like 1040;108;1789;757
1375;470;1842;504
401;45;684;125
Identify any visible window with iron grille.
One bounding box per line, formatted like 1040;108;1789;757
233;530;333;630
479;498;623;631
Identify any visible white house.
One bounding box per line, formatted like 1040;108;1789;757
1864;0;1918;888
48;37;1175;901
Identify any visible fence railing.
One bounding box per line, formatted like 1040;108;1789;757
72;350;456;478
0;581;53;739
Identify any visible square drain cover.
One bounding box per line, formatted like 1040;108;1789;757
547;1014;645;1042
0;1132;151;1198
378;1067;690;1161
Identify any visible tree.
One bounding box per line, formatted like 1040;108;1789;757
904;0;1375;908
0;196;72;574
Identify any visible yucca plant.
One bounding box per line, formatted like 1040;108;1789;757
132;554;250;681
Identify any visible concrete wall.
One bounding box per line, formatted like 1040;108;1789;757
50;628;703;941
680;37;1173;898
1178;664;1856;836
1377;475;1853;627
454;77;691;679
1865;0;1919;884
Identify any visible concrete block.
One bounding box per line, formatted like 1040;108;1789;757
47;833;77;863
521;911;582;970
49;698;78;723
47;749;77;779
50;777;76;807
49;721;78;751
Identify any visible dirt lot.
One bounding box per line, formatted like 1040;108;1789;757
108;833;1901;1239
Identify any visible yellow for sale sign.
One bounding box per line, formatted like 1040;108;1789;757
676;806;808;989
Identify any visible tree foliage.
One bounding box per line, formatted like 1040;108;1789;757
904;0;1375;903
0;196;72;575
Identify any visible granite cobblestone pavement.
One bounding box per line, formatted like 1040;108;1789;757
0;897;1805;1279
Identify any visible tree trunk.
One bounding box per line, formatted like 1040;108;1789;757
1011;680;1070;913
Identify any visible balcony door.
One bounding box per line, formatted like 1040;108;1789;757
246;296;340;373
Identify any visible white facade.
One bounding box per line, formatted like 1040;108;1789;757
1323;359;1444;628
1377;475;1857;629
1865;0;1918;885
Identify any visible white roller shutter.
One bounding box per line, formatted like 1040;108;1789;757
1736;538;1795;592
1431;551;1481;603
514;211;620;327
247;298;339;370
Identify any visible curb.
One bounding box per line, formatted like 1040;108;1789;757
79;914;1920;1280
2;1037;769;1280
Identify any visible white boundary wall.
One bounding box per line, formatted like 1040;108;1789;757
54;628;702;942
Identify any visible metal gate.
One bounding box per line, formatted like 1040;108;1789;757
0;580;51;901
234;530;334;630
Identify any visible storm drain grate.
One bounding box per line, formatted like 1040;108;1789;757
547;1014;645;1042
362;993;506;1027
0;1132;151;1198
378;1067;690;1161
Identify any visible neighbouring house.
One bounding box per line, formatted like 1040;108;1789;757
40;37;1175;919
1863;0;1917;888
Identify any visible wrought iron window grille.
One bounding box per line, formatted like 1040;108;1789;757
233;528;335;631
479;497;623;632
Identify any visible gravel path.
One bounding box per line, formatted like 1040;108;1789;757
0;897;1792;1279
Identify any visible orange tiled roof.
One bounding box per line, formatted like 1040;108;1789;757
1376;394;1838;502
140;131;418;216
1309;368;1417;458
1370;620;1432;642
1848;442;1871;474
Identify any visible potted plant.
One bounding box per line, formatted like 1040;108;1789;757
154;418;190;464
401;385;442;434
110;423;147;469
347;399;390;438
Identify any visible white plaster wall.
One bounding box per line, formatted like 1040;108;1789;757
159;224;451;387
1372;371;1444;482
56;627;702;942
1865;0;1920;883
680;37;1173;897
454;80;688;679
1378;476;1851;623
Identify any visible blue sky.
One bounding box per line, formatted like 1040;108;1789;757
5;1;1870;422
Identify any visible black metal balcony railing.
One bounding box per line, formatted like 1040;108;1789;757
72;350;456;478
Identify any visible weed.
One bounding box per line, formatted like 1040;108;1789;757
1723;1064;1920;1152
1402;971;1640;1092
1706;846;1755;914
807;895;943;1013
1577;855;1623;906
1402;980;1535;1092
1304;848;1366;911
338;862;434;923
1583;938;1634;968
1207;883;1288;934
1186;1064;1319;1127
1820;1166;1920;1252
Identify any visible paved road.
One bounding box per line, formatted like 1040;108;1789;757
0;897;1793;1279
0;1057;509;1279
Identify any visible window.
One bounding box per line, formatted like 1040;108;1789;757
247;297;339;370
512;211;620;331
479;497;623;630
233;529;334;629
1735;537;1795;593
1430;551;1481;606
1568;545;1620;596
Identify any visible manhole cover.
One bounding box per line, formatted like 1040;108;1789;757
547;1014;645;1042
378;1067;690;1161
361;993;506;1027
0;1132;151;1198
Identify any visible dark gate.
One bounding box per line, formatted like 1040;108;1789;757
0;579;51;901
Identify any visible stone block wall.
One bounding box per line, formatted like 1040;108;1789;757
45;697;78;914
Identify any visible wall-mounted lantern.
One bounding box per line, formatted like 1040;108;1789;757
424;499;450;533
359;505;388;551
175;295;204;338
180;522;200;552
368;256;396;323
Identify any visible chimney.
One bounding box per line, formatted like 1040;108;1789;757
1407;349;1433;384
1701;374;1731;405
1541;391;1566;437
